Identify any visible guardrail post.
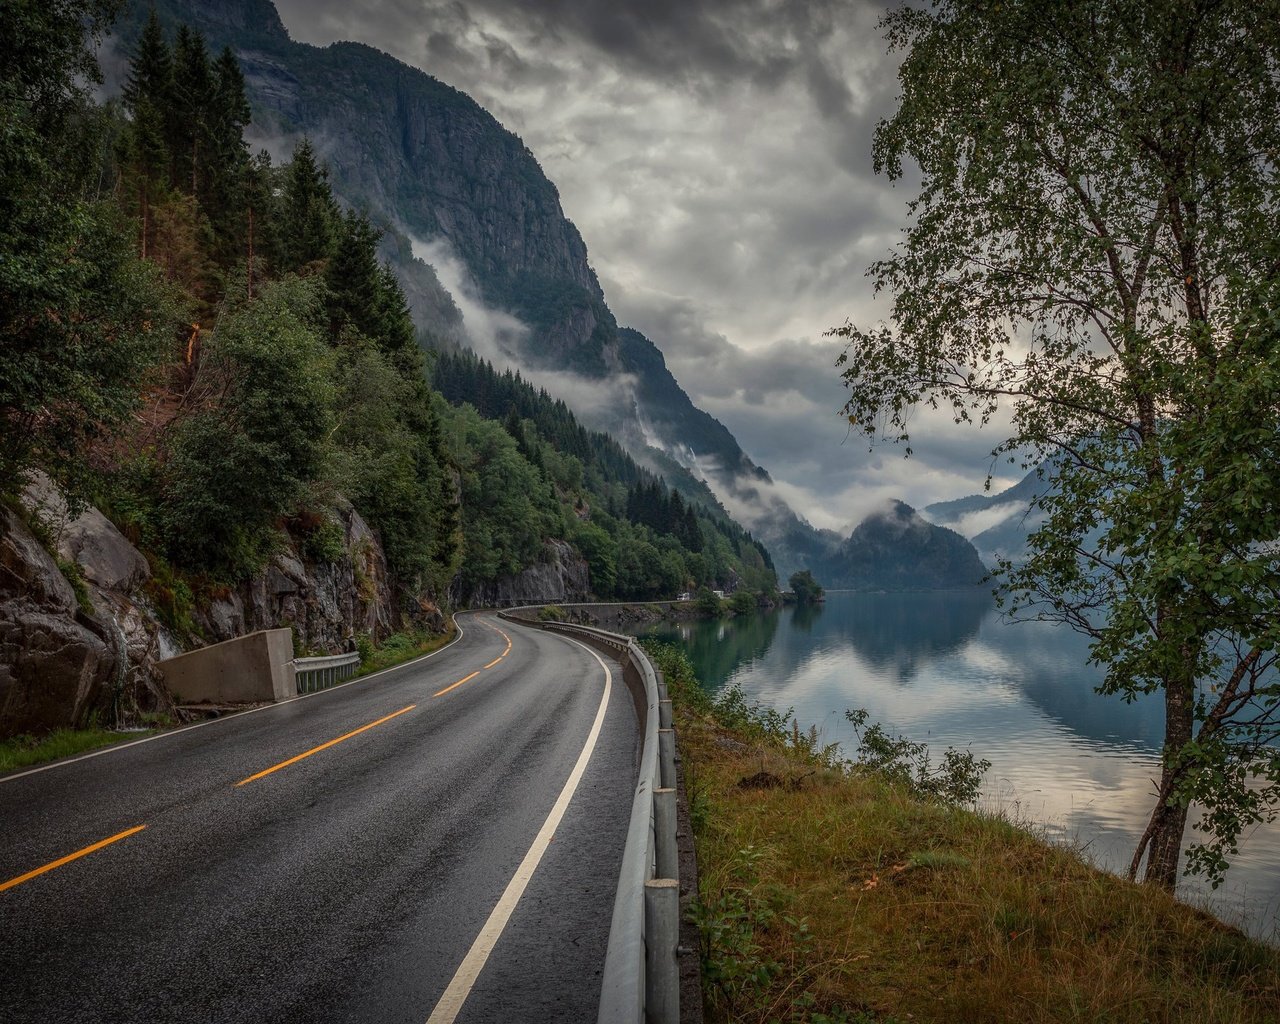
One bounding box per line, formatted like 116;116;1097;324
654;787;678;880
644;878;680;1024
658;698;672;730
658;728;676;790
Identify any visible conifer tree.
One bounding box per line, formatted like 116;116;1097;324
205;46;252;263
120;10;172;258
280;138;337;271
326;209;382;338
169;26;213;199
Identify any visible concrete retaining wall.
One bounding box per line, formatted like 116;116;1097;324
158;628;296;704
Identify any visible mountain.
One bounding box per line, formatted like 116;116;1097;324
923;465;1050;565
109;0;846;569
821;501;989;591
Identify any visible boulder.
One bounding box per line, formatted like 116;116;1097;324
0;509;118;736
22;471;150;591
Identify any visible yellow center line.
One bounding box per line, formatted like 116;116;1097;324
235;705;416;786
1;825;147;894
435;620;512;694
433;671;479;698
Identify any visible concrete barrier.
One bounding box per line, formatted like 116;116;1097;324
158;628;296;704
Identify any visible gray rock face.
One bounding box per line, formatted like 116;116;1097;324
473;539;590;608
22;472;150;591
0;508;118;736
1;480;408;737
199;504;399;655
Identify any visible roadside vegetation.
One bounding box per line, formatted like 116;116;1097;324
645;642;1280;1024
0;726;159;774
354;624;457;676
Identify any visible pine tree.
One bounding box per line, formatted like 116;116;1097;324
280;138;337;271
170;26;214;199
205;46;252;263
120;11;172;258
326;209;382;337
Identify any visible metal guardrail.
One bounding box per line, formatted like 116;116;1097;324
292;651;360;694
499;609;680;1024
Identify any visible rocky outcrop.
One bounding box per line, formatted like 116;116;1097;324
23;472;150;591
0;480;412;738
472;539;590;608
0;508;120;736
200;503;399;654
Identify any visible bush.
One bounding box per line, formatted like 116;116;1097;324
845;707;990;805
695;586;724;616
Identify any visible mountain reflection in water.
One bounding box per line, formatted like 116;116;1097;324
625;590;1280;941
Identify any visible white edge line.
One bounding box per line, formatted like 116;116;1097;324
424;635;613;1024
0;612;473;785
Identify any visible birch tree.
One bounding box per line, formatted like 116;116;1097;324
834;0;1280;889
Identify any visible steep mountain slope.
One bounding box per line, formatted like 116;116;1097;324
114;0;827;558
923;465;1050;565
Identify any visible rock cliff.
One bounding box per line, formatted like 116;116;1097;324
0;480;407;739
468;539;590;608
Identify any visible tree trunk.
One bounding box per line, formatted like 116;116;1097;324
1142;664;1196;888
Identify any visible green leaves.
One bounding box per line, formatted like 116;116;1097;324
835;0;1280;887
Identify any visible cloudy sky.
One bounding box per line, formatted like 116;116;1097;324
274;0;1022;531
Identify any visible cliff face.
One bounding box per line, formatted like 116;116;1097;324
467;539;590;608
0;480;405;739
116;0;784;502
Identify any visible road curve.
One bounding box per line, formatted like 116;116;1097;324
0;612;637;1023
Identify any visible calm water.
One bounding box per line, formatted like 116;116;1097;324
625;591;1280;940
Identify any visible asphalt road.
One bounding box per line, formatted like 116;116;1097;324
0;613;637;1023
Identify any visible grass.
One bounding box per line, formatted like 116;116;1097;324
0;727;156;773
355;622;456;676
645;641;1280;1024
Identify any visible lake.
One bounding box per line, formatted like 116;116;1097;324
623;590;1280;941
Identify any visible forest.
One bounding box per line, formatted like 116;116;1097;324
0;4;777;621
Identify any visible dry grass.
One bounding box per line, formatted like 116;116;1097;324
651;644;1280;1024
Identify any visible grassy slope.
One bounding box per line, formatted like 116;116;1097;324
646;642;1280;1024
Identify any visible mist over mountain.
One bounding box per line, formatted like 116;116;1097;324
823;501;988;591
923;465;1050;565
110;0;922;585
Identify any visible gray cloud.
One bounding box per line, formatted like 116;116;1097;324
273;0;1007;524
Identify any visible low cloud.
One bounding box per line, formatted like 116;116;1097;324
272;0;1018;522
409;234;644;427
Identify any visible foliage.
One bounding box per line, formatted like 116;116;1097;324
833;0;1280;889
441;403;561;594
354;626;455;676
0;124;172;499
696;586;725;617
788;570;823;605
55;558;95;617
730;590;758;616
844;708;989;806
162;279;333;577
0;726;155;773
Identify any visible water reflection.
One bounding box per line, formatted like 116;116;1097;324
825;590;992;680
625;591;1280;940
